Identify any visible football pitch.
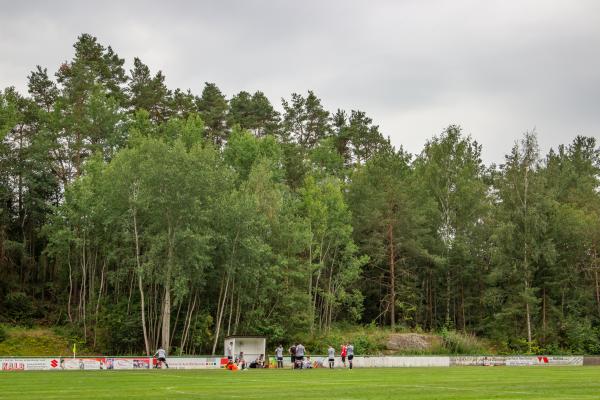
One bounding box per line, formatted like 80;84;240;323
1;367;599;400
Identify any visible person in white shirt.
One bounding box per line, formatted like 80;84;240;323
275;344;284;368
327;345;335;368
347;343;354;369
154;347;169;369
295;343;305;369
304;356;312;369
226;341;234;362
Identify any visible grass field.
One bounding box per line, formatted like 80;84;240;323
1;367;599;399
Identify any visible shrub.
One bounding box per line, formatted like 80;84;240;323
441;329;487;354
563;317;600;354
0;325;7;343
3;292;34;325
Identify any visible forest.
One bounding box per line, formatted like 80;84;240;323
1;34;599;356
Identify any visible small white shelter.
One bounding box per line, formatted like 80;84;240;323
224;336;266;362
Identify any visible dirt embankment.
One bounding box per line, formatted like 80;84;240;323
384;333;442;354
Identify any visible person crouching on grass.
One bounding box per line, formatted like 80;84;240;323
236;351;246;369
154;347;169;369
304;356;313;369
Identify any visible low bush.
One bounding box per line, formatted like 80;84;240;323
441;329;488;354
0;324;7;343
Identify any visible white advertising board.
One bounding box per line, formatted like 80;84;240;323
168;357;222;369
353;356;450;368
0;358;58;371
451;356;506;366
505;356;583;366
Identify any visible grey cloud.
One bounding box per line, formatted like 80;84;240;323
0;0;598;162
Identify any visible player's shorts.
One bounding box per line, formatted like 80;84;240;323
277;357;283;361
290;356;295;363
328;358;334;362
342;356;346;362
296;356;304;362
158;357;166;362
348;355;354;361
227;356;233;361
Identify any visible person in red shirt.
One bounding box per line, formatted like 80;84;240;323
340;344;347;368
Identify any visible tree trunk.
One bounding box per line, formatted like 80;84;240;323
161;283;171;351
171;300;183;349
67;247;73;323
595;268;600;318
234;292;241;334
93;260;106;349
461;282;466;332
132;205;150;356
445;263;451;327
542;286;546;343
526;301;532;348
180;294;196;355
161;225;175;351
308;226;314;333
227;278;235;336
211;273;230;355
388;223;395;329
76;231;87;340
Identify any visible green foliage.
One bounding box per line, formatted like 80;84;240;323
97;301;144;355
294;325;388;355
563;317;600;354
2;33;600;358
0;324;7;342
197;82;228;146
440;329;488;355
0;327;82;356
228;90;279;136
223;126;283;180
3;292;35;325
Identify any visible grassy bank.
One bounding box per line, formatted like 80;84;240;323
0;326;91;357
0;323;492;357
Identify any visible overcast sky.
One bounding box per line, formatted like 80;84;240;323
1;0;599;163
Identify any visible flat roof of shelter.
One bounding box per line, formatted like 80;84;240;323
224;335;266;339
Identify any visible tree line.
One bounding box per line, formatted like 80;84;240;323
1;34;599;355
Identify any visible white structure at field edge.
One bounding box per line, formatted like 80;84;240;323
224;336;266;362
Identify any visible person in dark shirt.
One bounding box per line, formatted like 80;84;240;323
289;344;297;369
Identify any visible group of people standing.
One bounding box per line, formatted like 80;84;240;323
155;342;354;371
284;343;307;369
275;343;354;369
330;343;354;369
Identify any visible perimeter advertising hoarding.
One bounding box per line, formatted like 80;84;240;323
167;357;222;369
451;356;507;366
0;355;585;370
0;357;224;371
61;358;105;370
505;356;583;366
106;357;151;369
0;358;61;371
452;356;583;366
354;356;450;368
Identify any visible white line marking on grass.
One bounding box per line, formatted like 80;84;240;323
404;384;599;398
407;384;535;395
